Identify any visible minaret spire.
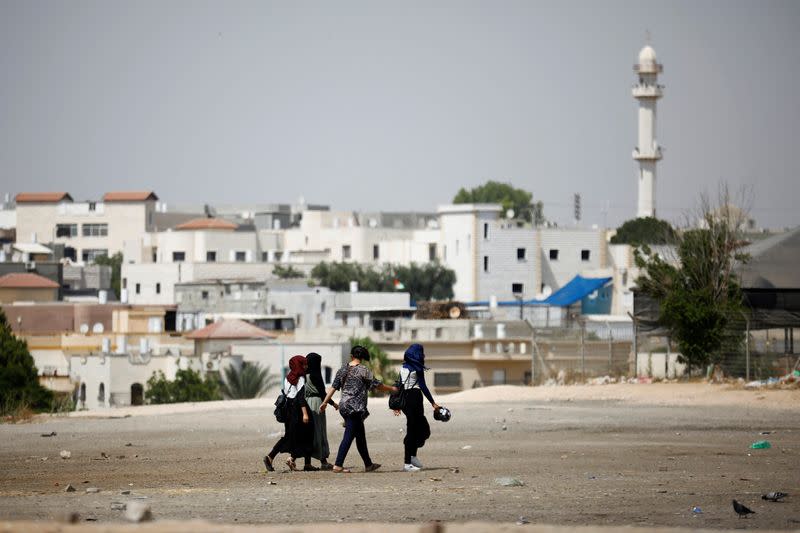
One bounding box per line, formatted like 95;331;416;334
632;42;663;218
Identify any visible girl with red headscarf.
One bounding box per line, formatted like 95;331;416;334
264;356;316;471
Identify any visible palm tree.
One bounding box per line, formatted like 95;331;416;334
220;362;281;400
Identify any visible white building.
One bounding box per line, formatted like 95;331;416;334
632;44;664;218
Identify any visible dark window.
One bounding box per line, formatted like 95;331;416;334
342;245;351;260
156;283;161;294
483;256;488;272
384;320;395;332
88;202;97;212
235;251;246;262
324;366;332;383
64;247;77;261
172;251;186;262
373;244;379;260
122;278;127;289
372;319;383;332
201;290;209;300
81;249;108;262
434;372;462;388
135;283;141;295
206;251;217;262
56;224;77;238
512;283;523;294
483;223;488;239
581;249;591;261
428;243;437;261
517;248;526;260
549;249;559;260
261;252;268;262
82;223;108;237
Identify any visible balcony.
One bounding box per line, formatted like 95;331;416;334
631;84;663;98
632;146;663;161
633;63;663;74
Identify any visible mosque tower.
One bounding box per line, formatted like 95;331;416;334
632;43;663;218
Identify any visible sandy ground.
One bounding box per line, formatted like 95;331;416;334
0;383;799;531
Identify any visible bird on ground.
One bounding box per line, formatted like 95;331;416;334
762;492;788;502
732;499;755;518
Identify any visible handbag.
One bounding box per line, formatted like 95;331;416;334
273;387;288;423
388;370;412;410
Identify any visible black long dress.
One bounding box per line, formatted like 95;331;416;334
274;379;314;459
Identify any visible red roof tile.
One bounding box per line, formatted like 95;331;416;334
15;192;73;203
175;218;238;231
185;319;276;340
0;272;60;289
102;191;159;202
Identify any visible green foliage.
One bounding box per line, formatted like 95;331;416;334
272;264;305;279
0;309;54;413
635;220;747;371
219;362;280;399
350;336;398;390
145;369;222;404
453;180;545;225
93;252;123;299
610;217;676;245
310;262;456;302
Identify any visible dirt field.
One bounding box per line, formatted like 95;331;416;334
1;384;799;531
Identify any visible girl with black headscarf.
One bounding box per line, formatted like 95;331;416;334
395;343;440;472
304;352;337;470
263;355;316;472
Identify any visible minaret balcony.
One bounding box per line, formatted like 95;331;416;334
633;63;663;74
632;85;663;98
632;147;663;161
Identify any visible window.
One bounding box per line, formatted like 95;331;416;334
581;249;591;261
512;283;523;294
261;252;269;262
434;372;462;388
56;224;77;238
122;278;127;289
172;251;186;262
373;244;379;260
81;249;108;262
135;283;141;295
201;290;209;300
483;256;489;272
64;247;77;261
428;243;437;262
372;319;383;332
410;329;418;340
82;223;108;237
435;327;443;339
235;251;246;262
384;320;395;332
483;223;488;239
517;248;526;260
156;283;161;294
342;245;351;260
207;251;217;262
549;249;559;260
88;202;96;212
274;251;283;262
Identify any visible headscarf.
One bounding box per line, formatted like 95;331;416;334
403;343;428;372
305;352;326;394
286;355;307;386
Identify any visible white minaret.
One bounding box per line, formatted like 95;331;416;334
632;44;663;218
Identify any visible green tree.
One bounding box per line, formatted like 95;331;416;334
311;261;456;301
93;252;123;299
0;309;54;413
610;217;676;245
219;362;280;399
635;211;748;371
272;264;305;279
144;369;222;404
350;336;398;388
453;180;545;225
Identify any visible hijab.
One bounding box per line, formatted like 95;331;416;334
403;343;428;373
305;352;326;395
286;355;307;386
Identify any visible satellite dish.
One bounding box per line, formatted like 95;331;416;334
506;209;515;219
588;290;599;300
92;323;104;333
79;323;89;334
448;306;462;319
540;285;553;299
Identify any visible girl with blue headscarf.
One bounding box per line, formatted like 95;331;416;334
396;343;440;472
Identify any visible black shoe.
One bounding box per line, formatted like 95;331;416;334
263;455;274;472
364;463;381;472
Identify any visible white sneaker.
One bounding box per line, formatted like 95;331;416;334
410;456;423;468
403;463;421;472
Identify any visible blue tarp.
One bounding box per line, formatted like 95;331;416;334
468;275;612;308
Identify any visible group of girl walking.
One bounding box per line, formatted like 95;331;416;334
264;343;441;473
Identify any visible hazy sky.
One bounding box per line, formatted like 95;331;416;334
1;1;798;229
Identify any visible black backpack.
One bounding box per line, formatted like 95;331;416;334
388;370;412;410
273;388;287;423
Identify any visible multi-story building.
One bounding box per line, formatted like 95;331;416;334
15;191;159;263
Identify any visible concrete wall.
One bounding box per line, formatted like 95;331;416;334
0;287;58;303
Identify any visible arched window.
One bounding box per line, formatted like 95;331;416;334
130;383;144;406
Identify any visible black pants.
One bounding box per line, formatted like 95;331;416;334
334;414;372;467
402;388;431;463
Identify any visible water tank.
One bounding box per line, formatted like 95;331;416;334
349;281;359;293
273;219;281;230
120;288;129;304
497;323;506;339
474;324;484;339
489;295;498;309
98;290;107;304
101;338;111;354
116;335;127;354
139;337;149;355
